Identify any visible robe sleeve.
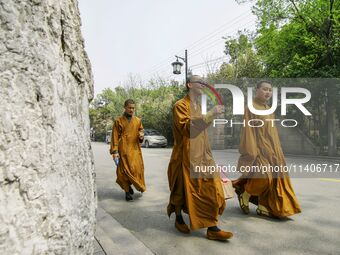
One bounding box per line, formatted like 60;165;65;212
109;120;120;155
174;102;211;139
174;102;191;138
237;107;258;170
138;118;144;143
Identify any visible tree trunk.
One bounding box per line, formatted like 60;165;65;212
326;85;337;156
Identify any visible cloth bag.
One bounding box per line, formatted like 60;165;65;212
220;172;234;200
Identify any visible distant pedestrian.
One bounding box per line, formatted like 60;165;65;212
110;99;146;201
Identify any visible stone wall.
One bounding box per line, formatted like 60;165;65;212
0;0;96;254
277;125;318;156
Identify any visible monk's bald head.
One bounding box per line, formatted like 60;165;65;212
186;75;208;90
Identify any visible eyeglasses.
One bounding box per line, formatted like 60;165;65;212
191;80;209;87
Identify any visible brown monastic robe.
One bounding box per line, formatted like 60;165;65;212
234;98;301;217
167;95;226;230
110;115;146;193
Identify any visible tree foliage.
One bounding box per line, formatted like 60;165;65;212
210;0;339;155
90;79;185;143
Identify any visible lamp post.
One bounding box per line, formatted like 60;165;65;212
171;49;189;84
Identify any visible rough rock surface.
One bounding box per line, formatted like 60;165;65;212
0;0;96;254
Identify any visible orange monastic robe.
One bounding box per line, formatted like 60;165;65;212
110;115;146;193
234;98;301;217
167;95;226;230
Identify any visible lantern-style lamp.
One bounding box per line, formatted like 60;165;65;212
171;58;183;75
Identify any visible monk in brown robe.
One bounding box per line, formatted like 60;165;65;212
233;81;301;218
167;75;233;240
110;99;146;201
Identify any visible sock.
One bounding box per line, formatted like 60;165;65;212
176;214;185;224
208;226;221;232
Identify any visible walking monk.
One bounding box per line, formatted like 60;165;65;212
233;81;301;218
110;99;146;201
167;75;233;240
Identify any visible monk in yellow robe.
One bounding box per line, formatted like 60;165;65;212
167;75;233;240
233;81;301;218
110;99;146;201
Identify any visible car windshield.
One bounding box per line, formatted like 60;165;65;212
148;130;161;136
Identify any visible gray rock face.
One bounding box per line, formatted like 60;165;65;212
0;0;96;254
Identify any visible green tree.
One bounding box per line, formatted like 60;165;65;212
209;32;264;82
89;78;186;144
238;0;340;155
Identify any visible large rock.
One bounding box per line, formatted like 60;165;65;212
0;0;96;254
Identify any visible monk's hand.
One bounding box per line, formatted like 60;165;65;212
112;153;119;160
212;105;225;115
139;130;144;140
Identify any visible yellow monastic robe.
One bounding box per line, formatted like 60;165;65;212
234;98;301;217
167;95;226;230
110;115;146;193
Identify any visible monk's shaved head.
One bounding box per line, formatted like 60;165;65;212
186;75;208;90
188;75;207;84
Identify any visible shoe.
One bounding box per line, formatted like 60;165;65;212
237;192;250;214
125;192;133;201
207;229;233;240
129;186;134;195
233;180;258;206
256;208;279;219
175;220;190;234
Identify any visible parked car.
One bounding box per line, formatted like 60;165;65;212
105;130;112;144
141;129;167;148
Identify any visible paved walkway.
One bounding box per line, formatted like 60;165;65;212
94;207;154;255
92;142;340;255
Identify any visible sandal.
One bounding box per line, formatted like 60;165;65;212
237;192;250;214
233;181;258;206
256;207;279;219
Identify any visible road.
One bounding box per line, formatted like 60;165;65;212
92;142;340;255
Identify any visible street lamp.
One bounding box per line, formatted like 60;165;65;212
171;58;183;75
171;49;189;84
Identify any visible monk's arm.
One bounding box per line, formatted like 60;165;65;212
174;103;191;137
174;102;213;138
138;119;144;143
110;120;119;155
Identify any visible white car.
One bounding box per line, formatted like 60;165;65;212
141;129;167;148
105;130;112;144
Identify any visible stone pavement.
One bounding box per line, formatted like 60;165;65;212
93;237;106;255
94;207;154;255
92;142;340;255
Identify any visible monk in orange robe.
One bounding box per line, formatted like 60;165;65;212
110;99;146;201
233;81;301;218
167;75;233;240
